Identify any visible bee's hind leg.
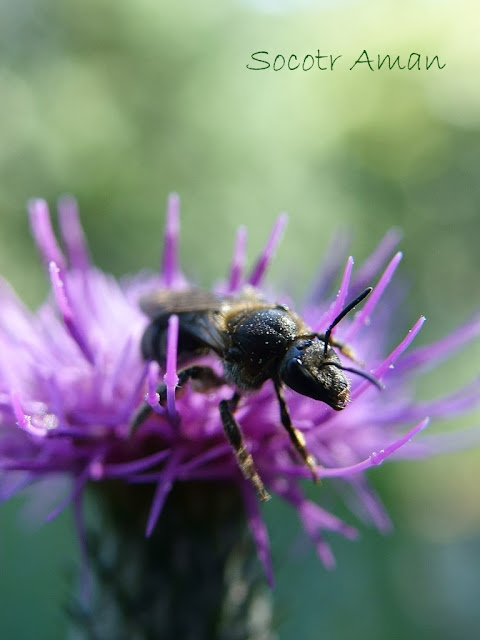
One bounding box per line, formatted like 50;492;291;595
129;365;225;436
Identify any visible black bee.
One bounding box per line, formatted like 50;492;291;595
131;285;380;501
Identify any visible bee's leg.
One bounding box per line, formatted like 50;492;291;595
274;382;320;483
219;393;271;502
129;401;155;435
129;365;225;436
314;333;363;365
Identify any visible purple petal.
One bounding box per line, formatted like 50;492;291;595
421;424;480;455
315;256;354;332
10;391;46;437
119;361;150;421
303;228;351;304
344;476;393;532
28;199;66;270
274;418;430;480
48;261;94;364
57;196;91;272
373;316;426;379
351;228;403;294
240;482;274;588
164;314;179;421
94;449;171;479
248;213;288;287
372;378;480;427
178;443;232;474
395;315;480;376
160;193;183;287
45;466;90;522
277;479;358;539
351;315;425;401
344;251;403;342
227;225;247;293
147;361;161;406
272;479;340;568
322;418;430;476
145;453;180;537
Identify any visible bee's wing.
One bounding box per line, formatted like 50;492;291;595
139;288;231;355
139;289;226;318
182;312;229;354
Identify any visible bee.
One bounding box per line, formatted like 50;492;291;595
131;285;381;501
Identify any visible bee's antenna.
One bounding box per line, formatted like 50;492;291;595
323;287;373;357
323;361;383;390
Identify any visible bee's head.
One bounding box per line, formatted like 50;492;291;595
279;339;350;410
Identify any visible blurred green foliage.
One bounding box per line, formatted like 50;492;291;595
1;0;480;638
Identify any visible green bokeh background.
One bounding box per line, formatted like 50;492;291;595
1;1;480;638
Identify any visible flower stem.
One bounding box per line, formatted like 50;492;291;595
67;481;274;640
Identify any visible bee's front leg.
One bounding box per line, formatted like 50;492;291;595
311;332;364;365
219;393;271;502
274;381;320;483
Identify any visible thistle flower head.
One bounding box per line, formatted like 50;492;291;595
1;195;479;586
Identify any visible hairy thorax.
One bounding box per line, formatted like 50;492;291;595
223;306;306;390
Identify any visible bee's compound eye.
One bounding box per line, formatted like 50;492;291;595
280;339;349;409
279;340;313;390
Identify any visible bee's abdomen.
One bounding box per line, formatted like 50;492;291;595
141;314;209;365
141;319;168;363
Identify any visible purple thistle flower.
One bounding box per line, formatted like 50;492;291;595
1;194;480;590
